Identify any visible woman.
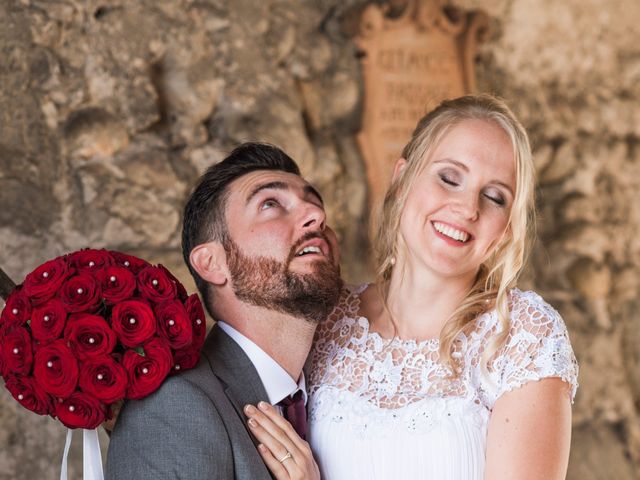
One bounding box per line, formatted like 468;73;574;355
246;94;578;480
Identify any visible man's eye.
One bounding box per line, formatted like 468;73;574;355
260;199;280;210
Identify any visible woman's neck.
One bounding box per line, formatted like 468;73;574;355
372;260;476;341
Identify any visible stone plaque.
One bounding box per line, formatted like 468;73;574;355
353;0;489;209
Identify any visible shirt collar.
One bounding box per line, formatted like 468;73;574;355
217;321;307;405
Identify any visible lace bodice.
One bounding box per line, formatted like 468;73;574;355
308;284;578;412
306;285;579;480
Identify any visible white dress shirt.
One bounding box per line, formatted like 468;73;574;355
217;321;307;405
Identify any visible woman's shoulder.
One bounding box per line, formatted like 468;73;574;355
475;288;566;335
329;283;369;321
505;288;568;337
476;288;579;405
314;283;369;339
307;284;372;386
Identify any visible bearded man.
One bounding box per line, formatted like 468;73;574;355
105;143;343;480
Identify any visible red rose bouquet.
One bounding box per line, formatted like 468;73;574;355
0;248;207;430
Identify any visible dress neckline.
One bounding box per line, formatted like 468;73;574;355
351;284;441;349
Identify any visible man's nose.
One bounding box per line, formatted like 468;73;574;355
301;202;326;231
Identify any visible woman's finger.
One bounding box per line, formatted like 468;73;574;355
256;401;309;451
248;417;302;478
254;402;318;473
245;403;300;452
245;404;320;479
245;405;298;460
256;442;291;480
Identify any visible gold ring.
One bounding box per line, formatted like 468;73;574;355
277;451;293;463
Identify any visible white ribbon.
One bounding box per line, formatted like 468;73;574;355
60;429;73;480
84;429;104;480
60;428;104;480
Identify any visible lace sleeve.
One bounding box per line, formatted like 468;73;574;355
484;290;579;407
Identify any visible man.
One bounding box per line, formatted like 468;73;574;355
106;143;342;479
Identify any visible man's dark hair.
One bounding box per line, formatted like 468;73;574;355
181;142;301;310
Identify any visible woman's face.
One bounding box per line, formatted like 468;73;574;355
396;119;516;281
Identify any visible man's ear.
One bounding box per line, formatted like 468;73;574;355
190;242;228;286
392;158;408;182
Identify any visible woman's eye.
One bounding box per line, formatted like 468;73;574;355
484;193;505;206
260;199;280;210
439;174;459;187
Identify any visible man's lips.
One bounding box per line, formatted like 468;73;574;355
287;233;333;265
294;237;329;257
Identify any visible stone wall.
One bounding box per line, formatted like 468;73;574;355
0;1;638;478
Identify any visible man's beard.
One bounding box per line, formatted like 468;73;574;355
224;232;343;324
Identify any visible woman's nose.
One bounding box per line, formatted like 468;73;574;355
452;192;479;222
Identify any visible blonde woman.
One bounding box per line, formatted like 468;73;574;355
246;94;578;480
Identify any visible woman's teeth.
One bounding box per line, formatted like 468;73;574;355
433;222;470;243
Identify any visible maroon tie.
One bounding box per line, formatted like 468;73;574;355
278;390;307;440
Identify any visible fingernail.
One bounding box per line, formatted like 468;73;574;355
244;404;256;414
258;443;267;453
248;418;257;428
258;401;269;411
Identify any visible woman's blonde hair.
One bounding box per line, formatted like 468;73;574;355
374;94;535;374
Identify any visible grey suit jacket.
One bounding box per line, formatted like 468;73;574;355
105;324;273;480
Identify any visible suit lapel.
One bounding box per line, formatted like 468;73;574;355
199;324;275;478
201;324;270;424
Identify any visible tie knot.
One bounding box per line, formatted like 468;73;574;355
278;390;304;408
277;390;307;440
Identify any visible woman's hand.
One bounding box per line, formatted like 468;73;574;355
244;402;320;480
101;400;123;437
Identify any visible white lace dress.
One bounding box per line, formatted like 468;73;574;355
306;285;578;480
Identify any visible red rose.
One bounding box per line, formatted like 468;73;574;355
55;392;106;429
111;300;156;347
33;340;79;398
97;266;136;304
1;288;32;327
64;314;116;360
31;299;68;343
2;326;33;375
5;374;53;415
60;273;102;313
155;300;192;349
123;337;172;399
0;335;5;378
158;264;188;302
67;249;114;272
79;356;127;403
170;348;200;375
23;257;71;305
186;294;206;351
137;266;177;304
110;251;150;274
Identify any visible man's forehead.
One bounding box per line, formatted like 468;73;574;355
229;169;308;197
229;170;307;191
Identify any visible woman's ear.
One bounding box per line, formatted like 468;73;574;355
392;158;408;182
189;242;228;286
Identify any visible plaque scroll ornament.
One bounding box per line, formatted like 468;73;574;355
353;0;489;211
